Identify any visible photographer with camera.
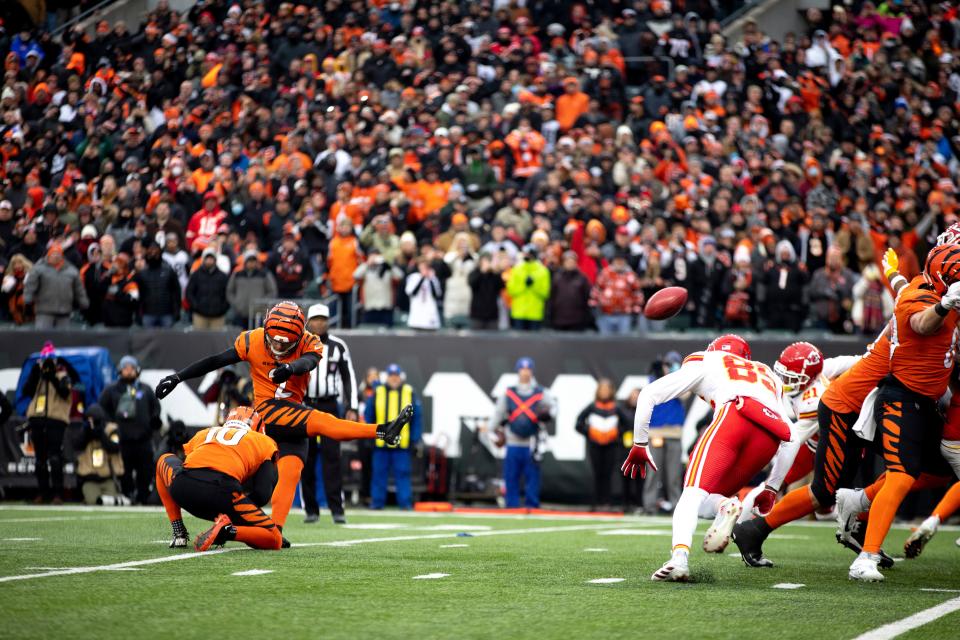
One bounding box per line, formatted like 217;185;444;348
98;355;161;504
75;404;127;505
22;343;75;503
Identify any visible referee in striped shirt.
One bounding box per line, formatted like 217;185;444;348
303;303;359;524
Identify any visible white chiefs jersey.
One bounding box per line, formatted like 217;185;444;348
765;355;860;489
633;350;789;441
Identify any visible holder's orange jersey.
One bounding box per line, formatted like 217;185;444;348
183;426;278;483
234;327;323;407
822;328;891;414
888;277;959;400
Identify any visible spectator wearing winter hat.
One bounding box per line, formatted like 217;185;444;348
760;240;808;332
24;243;88;329
99;253;140;328
267;227;313;299
98;355;161;505
135;240;181;328
507;244;551;331
226;251;277;330
549;250;593;332
591;250;643;335
186;248;230;329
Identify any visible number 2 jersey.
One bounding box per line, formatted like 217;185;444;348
234;327;324;408
183;426;278;483
632;350;790;440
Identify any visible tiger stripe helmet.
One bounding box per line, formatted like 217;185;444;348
923;243;960;294
223;406;265;434
264;300;305;357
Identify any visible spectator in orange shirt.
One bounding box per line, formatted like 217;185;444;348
418;165;452;220
191;150;216;193
555;77;589;131
505;118;545;180
327;215;363;328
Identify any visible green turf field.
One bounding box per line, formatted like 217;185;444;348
1;507;959;639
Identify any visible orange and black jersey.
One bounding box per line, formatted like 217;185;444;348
822;328;890;414
889;277;959;400
234;327;324;407
183;426;279;483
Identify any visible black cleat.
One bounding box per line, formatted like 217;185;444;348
732;519;774;568
304;513;319;524
169;535;189;549
332;513;346;525
836;519;895;569
281;536;291;549
376;404;414;446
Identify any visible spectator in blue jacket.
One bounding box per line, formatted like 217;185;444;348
365;364;422;509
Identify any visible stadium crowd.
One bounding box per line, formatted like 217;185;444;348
0;0;959;333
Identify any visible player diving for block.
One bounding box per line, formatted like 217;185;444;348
155;301;413;539
621;334;795;581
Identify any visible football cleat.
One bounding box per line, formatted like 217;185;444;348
703;497;742;553
905;515;940;559
651;550;690;582
194;514;233;552
281;536;291;549
849;552;884;582
169;535;189;549
332;513;347;525
834;515;895;569
376;404;414;446
731;519;773;568
304;513;319;524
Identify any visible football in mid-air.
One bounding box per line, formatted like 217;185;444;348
644;286;688;320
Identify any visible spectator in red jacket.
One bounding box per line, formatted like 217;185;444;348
591;251;644;335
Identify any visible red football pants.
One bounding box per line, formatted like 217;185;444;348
685;401;781;496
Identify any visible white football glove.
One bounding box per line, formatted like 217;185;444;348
941;281;960;310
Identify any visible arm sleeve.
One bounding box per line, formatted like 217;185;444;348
176;347;243;381
764;417;818;490
822;355;860;380
247;458;279;507
575;406;590;436
405;272;423;295
633;361;705;443
338;343;359;412
288;353;320;376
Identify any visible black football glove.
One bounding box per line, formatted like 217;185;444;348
156;374;181;399
376;404;414;447
271;363;294;384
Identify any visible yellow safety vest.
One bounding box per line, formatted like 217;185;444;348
374;384;413;449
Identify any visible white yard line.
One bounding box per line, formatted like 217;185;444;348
0;548;242;583
293;524;621;548
0;516;147;524
851;596;960;640
0;524;618;583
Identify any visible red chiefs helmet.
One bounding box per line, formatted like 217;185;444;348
705;334;751;360
223;406;265;434
937;222;960;247
774;342;824;396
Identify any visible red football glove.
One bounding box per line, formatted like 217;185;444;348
621;443;658;479
754;485;779;517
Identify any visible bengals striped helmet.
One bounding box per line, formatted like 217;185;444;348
705;334;751;360
223;406;265;434
264;300;305;357
923;243;960;294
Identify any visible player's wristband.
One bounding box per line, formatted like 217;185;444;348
889;274;907;290
935;302;949;317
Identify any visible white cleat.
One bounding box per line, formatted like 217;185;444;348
835;488;865;541
849;552;884;582
651;551;690;582
703;497;743;553
905;515;939;559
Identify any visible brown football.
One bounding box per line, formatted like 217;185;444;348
643;286;688;320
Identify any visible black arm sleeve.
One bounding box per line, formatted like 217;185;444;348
176;348;243;381
246;458;279;507
287;352;320;376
